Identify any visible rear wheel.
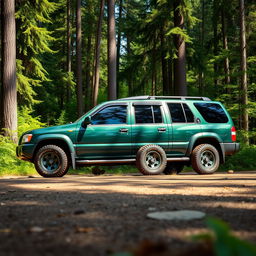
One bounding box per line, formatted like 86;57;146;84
164;163;184;175
191;144;220;174
136;145;167;175
34;145;69;177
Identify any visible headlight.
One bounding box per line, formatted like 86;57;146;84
22;134;33;143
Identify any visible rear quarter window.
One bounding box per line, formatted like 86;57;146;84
194;103;229;123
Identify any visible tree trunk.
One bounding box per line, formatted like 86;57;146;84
127;35;133;96
160;26;169;95
167;57;173;95
239;0;249;144
221;9;230;86
67;0;71;101
107;0;117;100
93;0;105;106
198;0;205;94
151;35;156;96
213;0;219;93
76;0;83;117
1;0;17;143
173;0;187;96
116;0;123;98
85;34;92;110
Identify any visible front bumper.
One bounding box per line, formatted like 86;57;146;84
222;142;240;156
16;144;35;161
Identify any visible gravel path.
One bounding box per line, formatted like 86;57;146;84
0;171;256;255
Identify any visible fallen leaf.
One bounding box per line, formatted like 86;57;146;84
0;228;11;233
75;227;95;233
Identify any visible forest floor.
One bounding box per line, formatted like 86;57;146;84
0;171;256;256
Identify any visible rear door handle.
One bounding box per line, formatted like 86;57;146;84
120;128;129;133
158;128;166;132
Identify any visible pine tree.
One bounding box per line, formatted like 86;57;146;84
107;0;117;100
1;0;17;142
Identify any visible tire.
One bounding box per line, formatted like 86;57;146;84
191;144;220;174
34;145;69;177
136;145;167;175
164;163;184;175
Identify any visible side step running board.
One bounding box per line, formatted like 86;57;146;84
76;157;190;165
76;159;136;165
167;157;190;162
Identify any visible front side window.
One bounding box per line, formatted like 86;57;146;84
135;105;163;124
194;103;228;123
91;105;127;125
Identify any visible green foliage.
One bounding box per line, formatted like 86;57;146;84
0;109;44;177
223;145;256;171
16;0;58;106
194;218;256;256
0;136;36;177
18;107;45;137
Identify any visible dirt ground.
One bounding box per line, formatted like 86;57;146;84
0;171;256;256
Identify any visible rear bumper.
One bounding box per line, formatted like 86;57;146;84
16;144;34;161
222;142;240;156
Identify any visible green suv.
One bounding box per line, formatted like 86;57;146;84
17;96;239;177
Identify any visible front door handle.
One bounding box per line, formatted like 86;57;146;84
120;128;129;133
158;127;166;132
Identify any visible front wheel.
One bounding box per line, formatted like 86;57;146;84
136;145;167;175
34;145;69;177
191;144;220;174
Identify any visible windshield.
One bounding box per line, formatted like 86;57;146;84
74;105;99;123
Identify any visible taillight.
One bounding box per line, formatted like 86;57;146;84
231;126;236;142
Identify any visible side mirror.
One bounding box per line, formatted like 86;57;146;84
82;116;91;128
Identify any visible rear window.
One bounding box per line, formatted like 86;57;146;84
194;103;228;123
135;105;163;124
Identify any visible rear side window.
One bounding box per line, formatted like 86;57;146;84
167;103;186;123
135;105;163;124
91;105;127;125
183;103;194;122
194;103;228;123
168;103;195;123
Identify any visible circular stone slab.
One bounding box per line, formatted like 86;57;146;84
147;210;206;221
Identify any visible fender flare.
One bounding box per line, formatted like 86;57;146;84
33;134;76;169
186;133;225;163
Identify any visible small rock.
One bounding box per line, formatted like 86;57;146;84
147;210;206;221
25;194;34;198
73;209;85;215
29;226;45;233
148;207;157;211
227;170;234;174
65;237;71;243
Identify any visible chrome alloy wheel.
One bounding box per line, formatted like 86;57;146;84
200;150;215;168
145;151;162;169
40;151;60;173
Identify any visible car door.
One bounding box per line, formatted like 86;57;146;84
166;102;202;156
131;102;169;156
75;103;131;159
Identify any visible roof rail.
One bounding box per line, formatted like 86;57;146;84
118;96;211;101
